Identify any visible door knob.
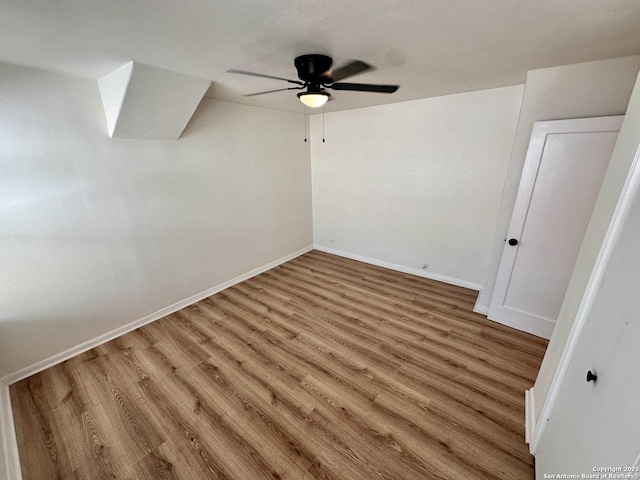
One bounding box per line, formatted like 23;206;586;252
586;370;598;382
508;238;518;246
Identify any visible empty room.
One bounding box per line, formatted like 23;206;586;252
1;1;640;479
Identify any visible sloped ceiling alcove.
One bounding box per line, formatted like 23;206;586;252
98;61;211;139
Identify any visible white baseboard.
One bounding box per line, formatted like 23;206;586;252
0;383;21;480
525;387;536;447
313;245;482;291
1;245;313;386
486;312;554;340
473;303;489;315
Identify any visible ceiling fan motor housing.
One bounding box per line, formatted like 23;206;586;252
294;54;333;82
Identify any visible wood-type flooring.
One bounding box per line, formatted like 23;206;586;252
11;250;548;479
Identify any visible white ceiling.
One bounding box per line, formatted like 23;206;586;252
2;0;640;113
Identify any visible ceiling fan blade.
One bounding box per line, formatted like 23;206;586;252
329;82;399;93
243;86;305;97
328;60;373;82
228;69;304;86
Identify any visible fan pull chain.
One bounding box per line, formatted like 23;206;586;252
303;105;307;142
322;107;325;143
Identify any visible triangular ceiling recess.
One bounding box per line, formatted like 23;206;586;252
98;61;210;139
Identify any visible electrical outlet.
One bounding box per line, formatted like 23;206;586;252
422;264;429;270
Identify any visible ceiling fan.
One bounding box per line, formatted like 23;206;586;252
228;54;399;108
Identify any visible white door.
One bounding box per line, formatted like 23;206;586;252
488;116;623;339
533;142;640;476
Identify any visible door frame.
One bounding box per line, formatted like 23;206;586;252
488;116;623;339
528;138;640;453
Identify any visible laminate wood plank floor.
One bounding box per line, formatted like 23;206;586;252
11;250;548;480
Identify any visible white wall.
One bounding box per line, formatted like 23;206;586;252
0;63;313;378
311;85;524;287
477;56;640;312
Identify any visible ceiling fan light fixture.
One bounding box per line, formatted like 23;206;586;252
297;91;330;108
